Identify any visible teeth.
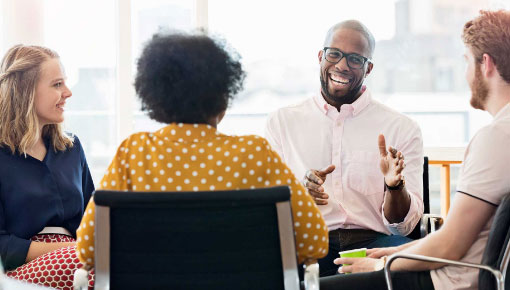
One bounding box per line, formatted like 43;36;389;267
330;74;350;84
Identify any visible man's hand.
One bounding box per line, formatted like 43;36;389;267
378;134;405;187
303;165;335;205
334;257;382;273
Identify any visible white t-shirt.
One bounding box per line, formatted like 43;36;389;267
431;103;510;290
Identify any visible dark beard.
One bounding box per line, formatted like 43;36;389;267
320;74;363;107
470;65;489;110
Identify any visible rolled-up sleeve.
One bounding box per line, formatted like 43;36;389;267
382;121;424;236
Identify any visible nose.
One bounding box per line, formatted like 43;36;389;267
63;85;72;99
335;56;350;71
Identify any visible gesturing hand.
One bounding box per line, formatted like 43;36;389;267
378;134;405;187
303;165;335;205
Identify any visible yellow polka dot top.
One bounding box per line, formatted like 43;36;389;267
77;123;328;267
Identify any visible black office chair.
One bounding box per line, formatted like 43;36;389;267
407;156;443;240
385;192;510;290
92;186;317;290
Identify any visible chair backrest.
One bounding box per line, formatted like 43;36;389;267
93;186;300;290
407;156;430;239
479;192;510;290
422;156;430;214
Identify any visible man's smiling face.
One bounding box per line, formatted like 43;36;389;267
318;28;373;106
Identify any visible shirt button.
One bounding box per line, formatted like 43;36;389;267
335;181;340;186
336;120;342;126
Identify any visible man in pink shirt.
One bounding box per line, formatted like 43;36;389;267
265;20;424;276
318;10;510;290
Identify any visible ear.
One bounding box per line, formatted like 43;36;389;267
209;110;227;128
365;62;374;76
318;50;324;64
218;110;226;123
481;53;496;78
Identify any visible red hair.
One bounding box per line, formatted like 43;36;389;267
462;10;510;83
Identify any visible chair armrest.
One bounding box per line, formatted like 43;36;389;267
383;253;504;290
303;259;319;290
420;214;444;237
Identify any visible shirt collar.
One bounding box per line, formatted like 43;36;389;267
494;102;510;121
0;136;52;159
155;122;223;142
313;86;372;117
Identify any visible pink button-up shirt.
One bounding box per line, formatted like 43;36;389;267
265;89;424;235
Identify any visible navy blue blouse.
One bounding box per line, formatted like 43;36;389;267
0;135;94;270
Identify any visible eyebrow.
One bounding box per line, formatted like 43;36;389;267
50;78;65;83
327;47;366;56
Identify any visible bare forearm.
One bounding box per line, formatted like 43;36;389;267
396;239;418;251
383;186;411;223
391;231;452;271
26;241;76;263
388;194;495;272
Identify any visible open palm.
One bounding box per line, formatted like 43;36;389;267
378;134;405;187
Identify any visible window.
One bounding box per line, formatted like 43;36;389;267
210;0;399;136
131;0;195;133
2;0;509;212
208;0;499;146
42;0;118;182
207;0;505;213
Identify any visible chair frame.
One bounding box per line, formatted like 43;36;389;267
408;157;445;240
383;240;510;290
93;188;301;290
419;214;443;237
94;203;110;290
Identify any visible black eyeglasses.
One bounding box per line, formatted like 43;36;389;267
323;47;371;69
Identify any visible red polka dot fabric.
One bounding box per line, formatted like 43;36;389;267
6;234;94;290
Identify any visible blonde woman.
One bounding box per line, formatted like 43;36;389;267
0;45;94;289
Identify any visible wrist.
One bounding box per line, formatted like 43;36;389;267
385;178;405;191
374;256;388;271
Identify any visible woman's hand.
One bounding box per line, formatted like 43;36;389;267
26;241;76;263
334;257;383;274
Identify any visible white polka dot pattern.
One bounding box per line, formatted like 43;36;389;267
77;123;328;267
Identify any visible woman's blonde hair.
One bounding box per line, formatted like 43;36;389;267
0;45;73;154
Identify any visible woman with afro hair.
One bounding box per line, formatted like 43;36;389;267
76;31;328;275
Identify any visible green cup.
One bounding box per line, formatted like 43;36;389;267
338;248;367;269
